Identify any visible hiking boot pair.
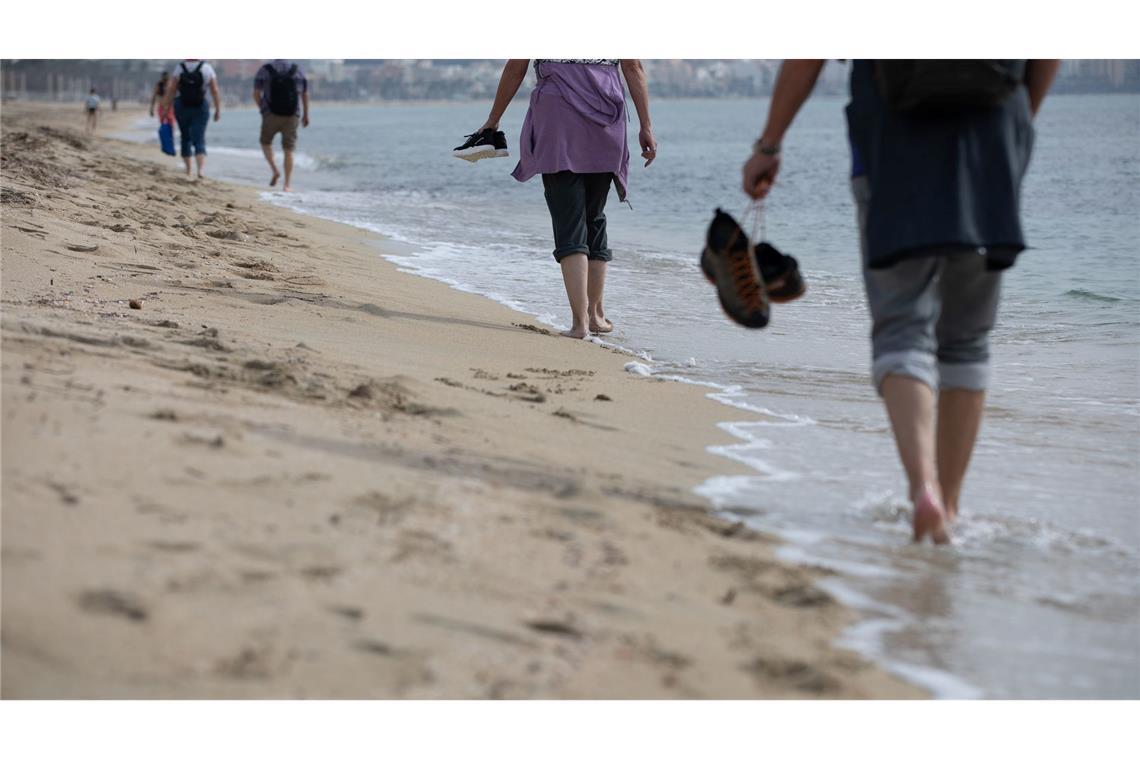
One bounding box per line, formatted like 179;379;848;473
700;208;806;329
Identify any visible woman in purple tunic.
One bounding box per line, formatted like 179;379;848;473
477;59;657;338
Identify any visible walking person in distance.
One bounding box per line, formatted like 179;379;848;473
253;59;310;192
468;59;656;339
163;58;221;180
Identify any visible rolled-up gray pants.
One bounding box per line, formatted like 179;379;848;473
853;176;1003;395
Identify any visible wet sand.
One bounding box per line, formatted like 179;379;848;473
0;102;922;698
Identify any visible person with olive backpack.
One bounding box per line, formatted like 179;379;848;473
162;59;221;179
253;60;310;192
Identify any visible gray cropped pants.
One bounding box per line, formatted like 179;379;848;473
853;176;1003;394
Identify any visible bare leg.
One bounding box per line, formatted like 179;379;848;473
558;253;590;339
881;374;950;544
261;143;280;187
936;388;985;521
195;153;206;179
182;156;193;177
587;259;612;333
283;150;295;192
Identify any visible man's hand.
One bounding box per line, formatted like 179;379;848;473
639;126;657;167
742;151;780;199
302;114;310;128
740;60;825;200
213;110;221;123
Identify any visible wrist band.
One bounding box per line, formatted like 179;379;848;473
753;139;780;156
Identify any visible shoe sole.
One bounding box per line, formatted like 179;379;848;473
452;145;497;162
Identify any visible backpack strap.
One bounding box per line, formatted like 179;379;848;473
180;62;189;75
193;61;204;74
287;64;297;77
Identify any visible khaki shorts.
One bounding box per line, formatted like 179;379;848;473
260;113;300;151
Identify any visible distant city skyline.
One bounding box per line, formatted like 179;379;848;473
3;59;1137;104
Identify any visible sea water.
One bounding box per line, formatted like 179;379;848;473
142;81;1140;698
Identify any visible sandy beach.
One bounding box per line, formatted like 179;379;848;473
0;102;922;698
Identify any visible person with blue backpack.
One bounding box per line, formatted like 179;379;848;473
162;59;221;179
253;60;310;192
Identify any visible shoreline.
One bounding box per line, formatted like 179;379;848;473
1;103;924;698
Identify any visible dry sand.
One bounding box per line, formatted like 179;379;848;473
0;103;923;698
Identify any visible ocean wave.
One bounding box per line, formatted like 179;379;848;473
210;145;319;170
847;490;1137;562
1064;288;1123;303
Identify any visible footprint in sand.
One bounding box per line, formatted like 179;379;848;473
329;605;364;621
353;640;394;656
214;644;277;680
507;382;545;403
353;491;417;526
77;589;148;622
299;565;344;582
524;619;584;640
146;540;200;554
744;656;842;694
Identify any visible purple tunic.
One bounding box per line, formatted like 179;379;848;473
511;60;630;201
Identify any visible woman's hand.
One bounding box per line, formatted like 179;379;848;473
621;60;655;167
213;109;221;123
742;151;780;199
640;126;657;167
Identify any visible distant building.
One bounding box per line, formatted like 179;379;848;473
2;59;1136;104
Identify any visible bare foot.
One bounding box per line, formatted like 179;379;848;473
913;484;951;545
282;184;292;193
944;502;959;524
590;317;613;334
269;171;280;187
560;327;589;339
